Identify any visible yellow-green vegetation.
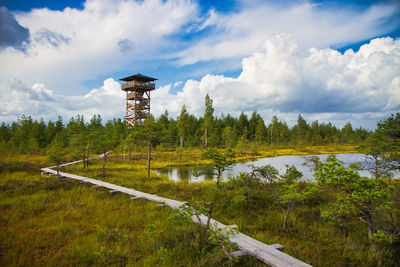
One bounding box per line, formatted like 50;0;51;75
232;144;357;162
117;144;358;170
1;106;398;266
0;155;260;266
1;146;399;266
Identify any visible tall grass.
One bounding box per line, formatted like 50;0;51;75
1;157;260;266
1;147;398;266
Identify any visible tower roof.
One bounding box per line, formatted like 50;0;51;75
120;73;157;82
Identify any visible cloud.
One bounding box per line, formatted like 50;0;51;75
1;0;399;97
0;0;198;94
174;1;400;65
33;28;70;47
0;78;125;122
0;35;398;129
152;34;400;128
0;0;399;129
173;81;183;87
0;7;30;50
118;38;134;53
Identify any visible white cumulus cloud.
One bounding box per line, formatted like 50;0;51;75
0;78;125;122
152;34;400;128
0;0;198;94
175;1;400;66
0;0;399;129
1;34;398;129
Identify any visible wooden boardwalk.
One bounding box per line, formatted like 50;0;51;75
41;155;311;267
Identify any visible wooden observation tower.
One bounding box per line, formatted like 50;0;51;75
120;74;157;127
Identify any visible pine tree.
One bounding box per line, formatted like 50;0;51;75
255;118;267;144
203;94;214;148
177;105;189;147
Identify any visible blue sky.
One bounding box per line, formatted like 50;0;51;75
0;0;399;129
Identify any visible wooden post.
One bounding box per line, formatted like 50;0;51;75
206;202;213;229
83;149;86;168
123;143;126;160
147;139;151;179
102;151;107;177
86;149;90;168
56;164;60;180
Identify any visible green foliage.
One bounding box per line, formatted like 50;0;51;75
142;115;160;142
302;155;320;172
177;105;190;147
3;107;400;265
47;134;65;166
222;126;236;148
357;113;400;181
227;172;262;205
248;164;279;183
250;141;259;155
201;148;235;188
373;230;393;245
255;118;267;143
378;112;400;151
281;164;303;183
315;159;398;243
357;130;394;179
1;154;400;266
0;96;374;155
93;246;121;265
279;182;316;207
207;226;238;263
279;165;315;229
177;200;240;263
157;110;176;148
70;131;87;163
203;94;214;148
294;114;310;144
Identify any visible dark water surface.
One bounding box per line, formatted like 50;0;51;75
155;153;399;183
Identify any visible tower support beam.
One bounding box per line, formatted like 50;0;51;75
120;74;157;127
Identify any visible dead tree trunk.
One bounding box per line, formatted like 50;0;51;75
123;144;126;160
206;202;213;229
179;136;184;147
82;149;86;168
204;127;208;148
102;151;107;177
86;149;90;169
363;214;375;240
216;169;222;189
147;140;151;179
283;202;295;230
56;164;60;180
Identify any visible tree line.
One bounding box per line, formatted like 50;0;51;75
0;94;372;155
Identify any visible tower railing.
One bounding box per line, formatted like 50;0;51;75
122;81;155;91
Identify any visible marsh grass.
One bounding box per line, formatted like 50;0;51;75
0;177;250;266
0;156;261;266
1;146;398;266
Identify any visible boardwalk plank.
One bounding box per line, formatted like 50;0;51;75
41;157;311;267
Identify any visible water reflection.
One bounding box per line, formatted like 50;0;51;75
157;166;216;183
155;153;399;183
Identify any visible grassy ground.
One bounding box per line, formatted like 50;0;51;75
0;166;249;266
1;145;398;266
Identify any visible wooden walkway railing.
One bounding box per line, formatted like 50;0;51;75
41;155;311;267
